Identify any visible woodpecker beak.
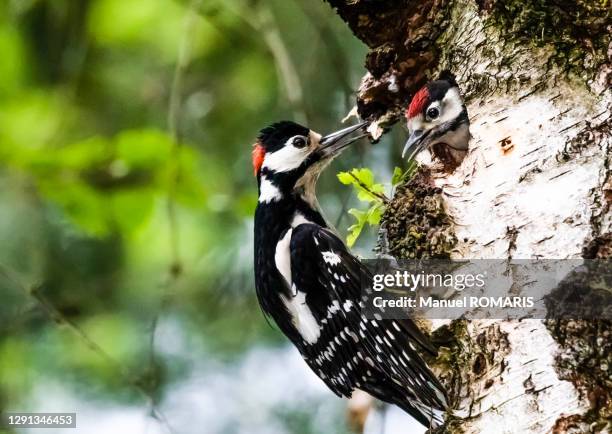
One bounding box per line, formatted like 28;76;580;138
318;122;367;158
402;129;429;161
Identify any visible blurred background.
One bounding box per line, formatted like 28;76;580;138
0;0;405;433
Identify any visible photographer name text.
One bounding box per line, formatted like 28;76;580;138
372;295;535;309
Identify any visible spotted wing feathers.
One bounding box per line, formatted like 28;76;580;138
288;224;448;427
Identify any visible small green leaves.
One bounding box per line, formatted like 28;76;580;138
337;168;388;204
337;163;420;247
391;166;403;186
346;203;384;247
391;161;418;186
336;171;355;185
337;168;388;247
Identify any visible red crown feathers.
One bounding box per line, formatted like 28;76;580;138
406;87;430;119
252;142;265;176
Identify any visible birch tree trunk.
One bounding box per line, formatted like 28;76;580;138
324;1;611;432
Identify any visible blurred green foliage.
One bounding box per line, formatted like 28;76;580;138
0;0;385;432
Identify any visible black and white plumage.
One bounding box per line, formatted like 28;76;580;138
403;71;471;166
252;121;448;427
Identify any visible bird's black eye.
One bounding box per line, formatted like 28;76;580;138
292;136;308;148
427;107;440;120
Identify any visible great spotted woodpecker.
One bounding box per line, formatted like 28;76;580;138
403;72;470;165
252;121;448;427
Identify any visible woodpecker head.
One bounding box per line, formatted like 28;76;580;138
253;121;366;200
402;71;470;165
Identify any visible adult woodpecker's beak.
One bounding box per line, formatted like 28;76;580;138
318;122;367;158
401;129;429;160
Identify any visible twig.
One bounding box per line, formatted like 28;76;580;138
348;172;390;204
292;0;353;103
147;1;202;429
166;0;201;271
0;264;175;434
252;3;308;124
193;1;308;123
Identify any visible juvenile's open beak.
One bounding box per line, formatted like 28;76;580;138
318;122;367;158
401;129;429;160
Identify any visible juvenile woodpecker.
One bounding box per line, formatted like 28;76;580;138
403;72;470;166
252;121;448;427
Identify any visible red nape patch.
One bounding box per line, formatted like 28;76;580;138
252;143;265;176
406;86;430;119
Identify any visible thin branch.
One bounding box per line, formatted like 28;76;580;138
0;264;175;434
166;0;201;271
194;1;309;123
292;0;354;104
147;1;202;429
348;172;390;204
252;3;308;124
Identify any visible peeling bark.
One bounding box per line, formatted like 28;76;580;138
324;0;611;432
325;0;453;122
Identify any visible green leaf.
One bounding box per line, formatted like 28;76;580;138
110;189;155;235
339;168;386;204
348;208;367;221
338;167;388;246
392;160;419;186
346;229;359;248
116;129;174;168
392;166;403;186
337;171;354;185
346;208;367;247
367;203;383;225
351;168;374;188
356;182;385;203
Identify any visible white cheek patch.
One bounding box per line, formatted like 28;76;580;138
258;176;282;203
262;140;309;173
439;87;463;124
410;86;463;133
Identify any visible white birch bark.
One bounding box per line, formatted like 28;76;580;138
338;0;611;432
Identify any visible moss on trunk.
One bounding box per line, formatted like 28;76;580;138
323;0;610;123
379;168;457;259
477;0;610;80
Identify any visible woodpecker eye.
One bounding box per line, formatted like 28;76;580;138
426;107;440;120
292;136;308;148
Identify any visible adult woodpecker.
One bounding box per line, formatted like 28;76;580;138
403;72;470;166
252;120;448;427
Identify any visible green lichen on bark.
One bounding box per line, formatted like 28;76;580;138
380;168;457;259
477;0;611;79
